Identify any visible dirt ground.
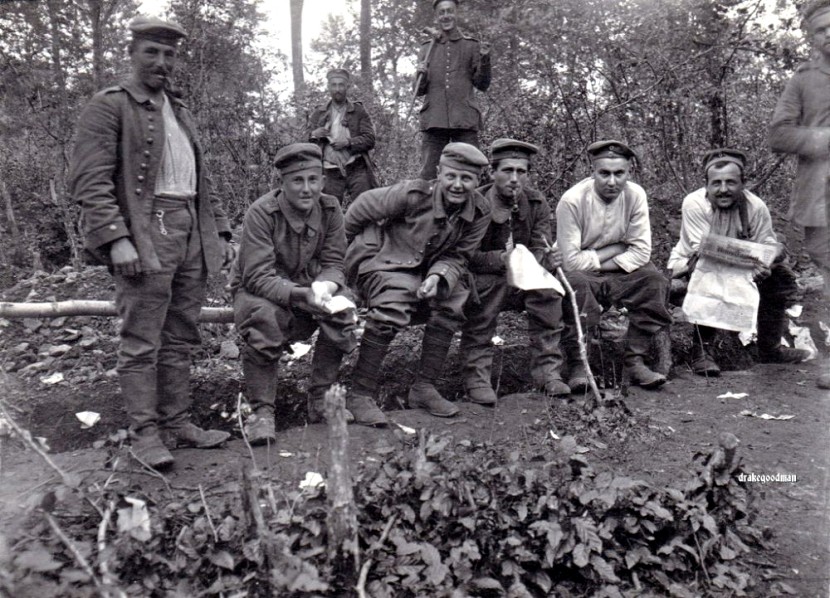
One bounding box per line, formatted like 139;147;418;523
0;268;828;596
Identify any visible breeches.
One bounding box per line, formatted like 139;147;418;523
234;289;358;360
357;270;469;334
419;128;479;180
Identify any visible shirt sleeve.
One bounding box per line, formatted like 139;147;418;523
344;182;409;239
667;193;710;272
472;42;491;92
315;207;348;289
556;193;600;272
749;201;778;247
347;105;376;153
612;189;652;273
769;73;830;158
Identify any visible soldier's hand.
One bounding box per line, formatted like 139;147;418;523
753;265;771;283
110;238;141;277
330;139;350;151
424;26;441;40
416;61;429;76
479;41;491;55
543;245;562;270
417;274;440;299
220;239;237;269
670;264;690;279
311;127;330;140
309;280;338;309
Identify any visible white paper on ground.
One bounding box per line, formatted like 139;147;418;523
299;471;326;490
788;322;818;360
75;411;101;428
506;244;565;295
786;304;803;318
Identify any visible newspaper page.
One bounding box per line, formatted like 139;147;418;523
506;244;565;295
681;234;780;333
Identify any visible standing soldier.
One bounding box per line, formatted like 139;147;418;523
556;141;672;392
415;0;491;180
460;139;569;405
232;144;358;443
768;0;830;389
70;17;234;468
308;68;379;206
344;143;491;426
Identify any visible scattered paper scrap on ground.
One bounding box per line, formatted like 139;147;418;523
299;472;325;490
75;411;100;428
739;410;795;421
717;392;748;400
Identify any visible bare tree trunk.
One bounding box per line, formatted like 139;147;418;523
50;179;81;269
359;0;372;92
290;0;305;93
87;0;105;89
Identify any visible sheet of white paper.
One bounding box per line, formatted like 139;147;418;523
506;244;565;295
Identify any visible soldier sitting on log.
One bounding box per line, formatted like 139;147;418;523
668;148;809;375
459;138;569;406
343;143;491;426
556;141;673;392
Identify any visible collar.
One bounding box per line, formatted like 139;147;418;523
276;191;322;234
326;98;355;113
120;80;186;108
441;28;463;42
432;183;476;223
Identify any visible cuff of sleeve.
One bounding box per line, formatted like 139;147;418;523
588;250;601;271
87;221;130;251
613;254;639;273
274;280;300;307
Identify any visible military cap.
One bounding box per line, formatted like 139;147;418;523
702;148;747;173
490;138;539;163
274;143;323;175
129;16;187;44
433;0;459;8
439;142;489;173
326;68;351;81
803;0;830;26
586;140;637;162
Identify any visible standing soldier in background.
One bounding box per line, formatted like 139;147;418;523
415;0;491;180
460;139;569;406
70;17;234;468
308;68;379;206
768;0;830;389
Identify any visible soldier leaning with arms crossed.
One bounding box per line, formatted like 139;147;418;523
70;17;235;468
344;143;491;426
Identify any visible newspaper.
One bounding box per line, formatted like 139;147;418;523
682;234;780;333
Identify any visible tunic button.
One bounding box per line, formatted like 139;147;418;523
109;224;117;230
137;175;145;182
135;188;142;195
143;150;151;157
147;138;153;144
148;125;155;131
147;115;154;121
308;230;316;237
140;163;147;169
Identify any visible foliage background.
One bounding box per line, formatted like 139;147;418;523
0;0;813;285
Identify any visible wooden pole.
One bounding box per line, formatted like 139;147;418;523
324;383;360;578
0;300;234;323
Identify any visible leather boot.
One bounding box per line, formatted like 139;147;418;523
528;317;568;398
757;311;809;364
131;428;174;469
561;334;590;394
307;337;353;424
347;326;392;427
241;346;278;444
408;324;459;417
120;370;175;467
157;362;230;449
460;324;497;405
625;328;666;389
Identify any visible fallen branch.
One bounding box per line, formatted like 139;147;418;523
45;511;105;591
555;267;604;407
356;514;398;598
0;300;233;323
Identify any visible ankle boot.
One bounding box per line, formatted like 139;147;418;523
691;326;720;376
757;311;809;364
561;334;590;394
241;346;279;444
625;328;666;389
408;324;459;417
347;326;394;427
